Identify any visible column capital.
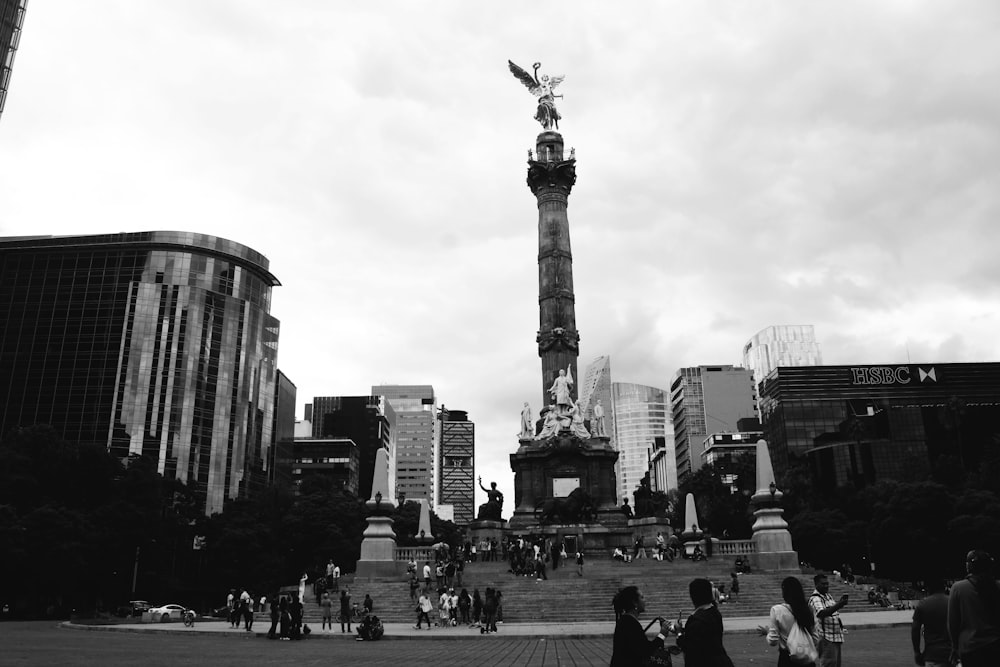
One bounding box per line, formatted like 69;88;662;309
527;159;576;197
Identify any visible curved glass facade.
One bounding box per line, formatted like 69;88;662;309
612;382;674;503
0;232;281;515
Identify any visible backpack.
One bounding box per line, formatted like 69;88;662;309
786;620;819;665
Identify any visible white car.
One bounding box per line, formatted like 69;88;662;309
148;604;187;622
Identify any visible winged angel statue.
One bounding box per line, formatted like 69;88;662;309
508;60;565;130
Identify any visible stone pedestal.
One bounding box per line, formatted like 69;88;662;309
355;515;406;581
749;506;800;572
468;519;508;548
508;434;620;532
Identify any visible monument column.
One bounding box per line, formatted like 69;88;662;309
528;131;579;408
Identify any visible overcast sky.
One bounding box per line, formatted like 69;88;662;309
2;1;999;518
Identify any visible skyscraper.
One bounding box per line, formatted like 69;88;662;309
671;365;757;481
0;232;282;515
310;395;390;501
436;407;475;525
372;384;435;504
0;0;28;119
578;355;612;422
611;382;673;504
743;325;823;399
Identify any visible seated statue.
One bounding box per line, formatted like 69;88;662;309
476;476;504;521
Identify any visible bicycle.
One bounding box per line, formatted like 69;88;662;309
182;609;196;627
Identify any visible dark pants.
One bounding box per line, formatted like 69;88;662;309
416;610;430;628
341;610;351;632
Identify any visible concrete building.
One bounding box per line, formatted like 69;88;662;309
743;325;823;400
701;420;762;493
612;382;673;504
436;407;475;525
310;396;390;501
0;232;283;515
671;365;757;481
647;436;671;493
760;363;1000;491
372;385;435;505
281;437;360;495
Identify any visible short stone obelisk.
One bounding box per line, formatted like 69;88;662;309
414;499;433;541
679;493;704;556
748;439;800;572
355;448;405;581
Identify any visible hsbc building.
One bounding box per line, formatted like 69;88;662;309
758;363;1000;490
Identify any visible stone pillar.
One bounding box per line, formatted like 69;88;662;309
355;448;406;581
748;439;801;572
528;131;579;408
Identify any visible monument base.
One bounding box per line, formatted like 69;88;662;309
749;551;801;572
467;519;508;548
354;559;407;581
355;515;405;582
749;507;801;573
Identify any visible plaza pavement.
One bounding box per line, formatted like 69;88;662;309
66;608;913;640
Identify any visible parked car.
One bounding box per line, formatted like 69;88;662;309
114;600;151;618
148;604;187;622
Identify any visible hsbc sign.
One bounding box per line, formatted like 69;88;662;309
850;366;938;386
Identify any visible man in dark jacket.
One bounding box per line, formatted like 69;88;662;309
674;578;734;667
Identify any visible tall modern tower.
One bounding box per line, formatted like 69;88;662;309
671;365;757;481
436;408;475;525
743;325;823;399
611;382;674;503
372;384;435;504
0;232;281;515
529;131;579;408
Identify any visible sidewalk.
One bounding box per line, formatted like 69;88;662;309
66;609;913;640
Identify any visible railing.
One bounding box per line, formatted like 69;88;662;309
394;546;435;562
713;540;755;556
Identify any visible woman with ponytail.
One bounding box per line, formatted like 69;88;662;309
761;576;818;666
610;585;670;667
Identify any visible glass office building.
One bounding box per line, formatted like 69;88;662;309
743;325;823;401
0;232;281;515
372;385;435;504
760;363;1000;491
612;382;673;504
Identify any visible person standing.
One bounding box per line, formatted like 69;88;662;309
730;573;740;602
673;578;735;666
320;592;333;631
471;588;483;628
808;573;848;667
761;576;817;667
422;561;432;591
339;588;352;633
912;577;949;667
267;597;279;639
576;551;585;577
948;550;1000;666
610;585;669;667
414;591;432;629
332;563;341;592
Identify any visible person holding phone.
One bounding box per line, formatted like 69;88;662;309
610;586;669;667
809;573;848;667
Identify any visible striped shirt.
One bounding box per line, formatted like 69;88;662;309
809;591;845;643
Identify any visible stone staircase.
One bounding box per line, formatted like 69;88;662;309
264;556;882;626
